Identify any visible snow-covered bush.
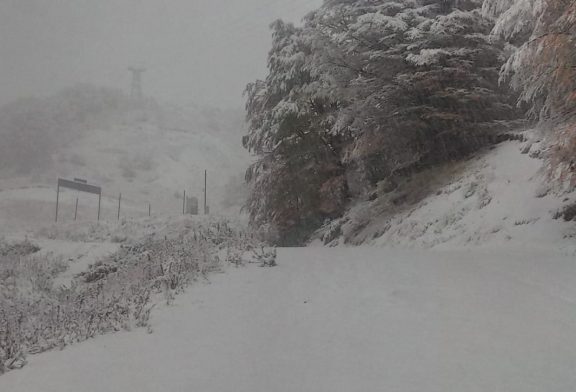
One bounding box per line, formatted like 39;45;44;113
0;221;263;375
0;239;40;257
483;0;576;189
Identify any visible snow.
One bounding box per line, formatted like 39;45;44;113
315;138;576;253
484;0;543;40
37;239;121;287
1;246;576;391
354;13;408;33
406;48;449;65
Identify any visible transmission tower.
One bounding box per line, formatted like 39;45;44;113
128;67;146;100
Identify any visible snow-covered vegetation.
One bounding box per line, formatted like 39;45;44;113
313;136;576;251
483;0;576;190
243;0;524;244
242;0;576;246
0;217;271;375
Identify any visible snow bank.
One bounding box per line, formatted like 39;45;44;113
315;137;576;253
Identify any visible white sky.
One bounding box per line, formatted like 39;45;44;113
0;0;322;108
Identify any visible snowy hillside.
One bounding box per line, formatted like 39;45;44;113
314;133;576;253
0;100;250;235
2;246;576;391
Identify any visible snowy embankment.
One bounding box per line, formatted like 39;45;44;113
1;247;575;392
0;215;262;374
315;136;576;253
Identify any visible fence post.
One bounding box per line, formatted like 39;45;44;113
74;197;79;221
183;190;186;215
97;193;101;221
117;193;122;220
55;182;60;222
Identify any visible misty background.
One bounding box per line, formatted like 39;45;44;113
0;0;321;108
0;0;321;229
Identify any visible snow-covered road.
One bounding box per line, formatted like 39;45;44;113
2;247;576;391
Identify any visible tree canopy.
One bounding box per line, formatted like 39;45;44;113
244;0;521;244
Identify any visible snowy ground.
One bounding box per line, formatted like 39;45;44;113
315;137;576;253
2;247;575;392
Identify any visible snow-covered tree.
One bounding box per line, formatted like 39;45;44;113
484;0;576;188
484;0;576;119
244;0;519;244
244;20;348;244
310;0;517;188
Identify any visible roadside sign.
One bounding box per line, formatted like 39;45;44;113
56;178;102;222
58;178;101;195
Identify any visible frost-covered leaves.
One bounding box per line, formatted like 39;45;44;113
485;0;576;120
485;0;576;188
483;0;544;43
311;0;513;149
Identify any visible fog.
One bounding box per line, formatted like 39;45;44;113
0;0;322;108
0;0;322;225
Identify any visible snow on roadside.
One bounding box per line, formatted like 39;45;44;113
1;246;575;392
0;214;258;375
315;138;576;253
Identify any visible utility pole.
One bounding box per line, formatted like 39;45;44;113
97;193;101;221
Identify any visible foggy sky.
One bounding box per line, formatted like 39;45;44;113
0;0;322;108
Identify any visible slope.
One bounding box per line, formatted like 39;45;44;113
314;133;576;253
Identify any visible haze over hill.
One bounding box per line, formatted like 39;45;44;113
0;85;250;233
0;0;323;231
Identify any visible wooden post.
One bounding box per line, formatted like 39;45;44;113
74;197;79;221
204;170;207;215
55;182;60;222
183;190;186;215
117;193;122;220
97;193;101;221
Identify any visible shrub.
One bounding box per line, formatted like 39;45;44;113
0;221;266;375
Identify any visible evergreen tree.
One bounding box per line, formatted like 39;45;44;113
244;0;519;244
244;20;347;245
484;0;576;188
484;0;576;120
